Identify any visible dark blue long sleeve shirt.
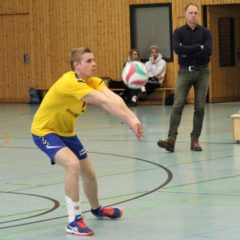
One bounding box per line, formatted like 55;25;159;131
173;24;212;66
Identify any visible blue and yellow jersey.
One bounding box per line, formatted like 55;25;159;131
31;71;107;137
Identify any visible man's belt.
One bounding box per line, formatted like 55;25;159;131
180;64;208;72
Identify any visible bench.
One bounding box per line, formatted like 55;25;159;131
159;87;175;105
108;88;125;92
138;87;175;105
102;77;125;93
103;77;175;105
33;79;174;105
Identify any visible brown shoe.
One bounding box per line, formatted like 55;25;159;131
157;138;175;152
191;139;202;151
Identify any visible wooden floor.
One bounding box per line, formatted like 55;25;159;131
0;102;240;240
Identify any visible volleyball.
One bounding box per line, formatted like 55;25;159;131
122;61;148;89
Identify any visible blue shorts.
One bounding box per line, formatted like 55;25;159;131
32;133;88;165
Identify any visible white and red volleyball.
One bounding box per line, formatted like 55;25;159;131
122;61;148;89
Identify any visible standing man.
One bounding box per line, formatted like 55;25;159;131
31;47;143;236
157;2;212;152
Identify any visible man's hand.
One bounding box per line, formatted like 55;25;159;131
128;118;144;140
157;75;164;81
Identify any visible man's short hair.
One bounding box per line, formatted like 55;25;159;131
184;2;199;11
69;47;92;70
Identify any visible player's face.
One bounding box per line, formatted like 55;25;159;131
76;53;96;79
185;5;199;26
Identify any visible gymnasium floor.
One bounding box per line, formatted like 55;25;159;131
0;102;239;240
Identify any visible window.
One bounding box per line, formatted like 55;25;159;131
130;4;173;62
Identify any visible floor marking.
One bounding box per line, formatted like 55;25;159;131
0;153;173;229
0;131;12;148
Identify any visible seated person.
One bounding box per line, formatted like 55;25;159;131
108;49;142;107
123;49;142;106
139;45;167;100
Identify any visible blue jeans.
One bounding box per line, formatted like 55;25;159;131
168;67;210;140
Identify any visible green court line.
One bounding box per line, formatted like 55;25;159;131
160;190;240;197
165;174;240;189
166;154;240;168
0;208;49;219
0;221;61;238
1;166;160;193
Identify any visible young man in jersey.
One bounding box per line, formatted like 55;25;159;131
31;47;143;236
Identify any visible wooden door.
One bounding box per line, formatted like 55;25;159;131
0;14;32;102
207;5;240;102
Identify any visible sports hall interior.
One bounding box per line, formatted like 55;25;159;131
0;0;240;240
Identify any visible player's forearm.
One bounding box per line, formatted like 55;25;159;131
82;89;137;126
101;97;136;125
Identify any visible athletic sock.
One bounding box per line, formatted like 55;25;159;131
65;196;82;223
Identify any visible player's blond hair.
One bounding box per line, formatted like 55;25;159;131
70;47;92;70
